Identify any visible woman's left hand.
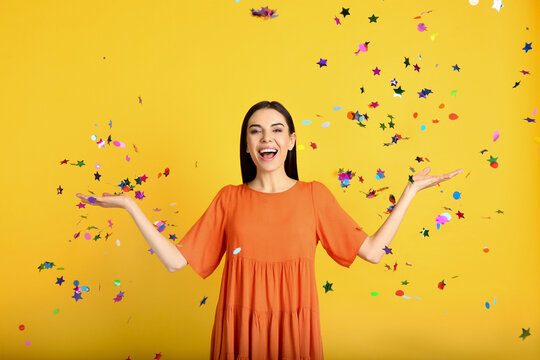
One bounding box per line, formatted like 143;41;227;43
408;167;464;194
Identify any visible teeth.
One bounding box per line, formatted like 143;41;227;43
260;149;277;154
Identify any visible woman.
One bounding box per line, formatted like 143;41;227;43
76;100;463;359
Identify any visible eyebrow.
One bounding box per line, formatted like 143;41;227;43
248;123;284;129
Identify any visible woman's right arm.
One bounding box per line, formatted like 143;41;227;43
125;201;188;273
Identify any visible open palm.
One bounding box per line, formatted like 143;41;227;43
409;167;464;193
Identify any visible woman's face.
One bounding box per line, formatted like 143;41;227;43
246;108;296;171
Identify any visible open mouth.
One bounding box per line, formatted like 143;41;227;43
258;149;277;161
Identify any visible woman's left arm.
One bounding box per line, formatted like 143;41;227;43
365;167;464;264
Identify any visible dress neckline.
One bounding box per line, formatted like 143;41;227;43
243;180;300;195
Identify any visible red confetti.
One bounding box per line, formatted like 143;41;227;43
449;113;459;120
395;290;404;296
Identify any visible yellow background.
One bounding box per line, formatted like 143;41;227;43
1;0;539;359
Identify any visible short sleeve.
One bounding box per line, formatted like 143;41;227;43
312;181;369;268
176;185;229;279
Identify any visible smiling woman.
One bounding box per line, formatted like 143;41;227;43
171;100;374;359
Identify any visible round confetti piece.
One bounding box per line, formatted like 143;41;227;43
417;23;427;32
450;90;457;96
25;340;31;346
122;185;130;192
84;233;91;240
453;191;461;200
126;155;130;162
347;111;355;120
413;112;418;119
441;212;452;221
485;302;490;309
52;308;60;315
88;196;96;204
449;113;459;120
370;292;378;296
321;121;330;128
439;103;445;109
95;163;101;169
233;247;241;255
490;162;499;168
113;140;126;148
493;130;500;142
91;134;97;141
420;124;426;131
297;144;305;150
483;247;490;253
74;280;79;286
81;286;90;292
116;239;121;246
301;120;311;125
19;324;25;331
395;290;404;296
114;280;121;286
332;106;341;111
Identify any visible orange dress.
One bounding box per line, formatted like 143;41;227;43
177;180;369;359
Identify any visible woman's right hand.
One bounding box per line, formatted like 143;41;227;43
75;192;134;210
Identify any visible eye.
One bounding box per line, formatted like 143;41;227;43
250;129;283;134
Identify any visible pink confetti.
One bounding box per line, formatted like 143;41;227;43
533;108;537;116
417;23;427;32
84;232;91;240
493;130;500;142
95;163;101;169
113;140;126;148
25;340;31;346
126;155;130;162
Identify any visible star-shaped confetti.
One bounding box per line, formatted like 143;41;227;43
452;64;461;71
522;42;532;53
323;281;334;293
382;246;393;255
519;328;531;340
492;0;503;12
368;14;379;23
56;276;65;286
393;86;405;98
317;58;327;68
372;67;381;75
57;185;63;194
404;57;410;67
340;7;350;17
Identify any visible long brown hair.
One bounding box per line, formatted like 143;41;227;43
240;101;299;184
